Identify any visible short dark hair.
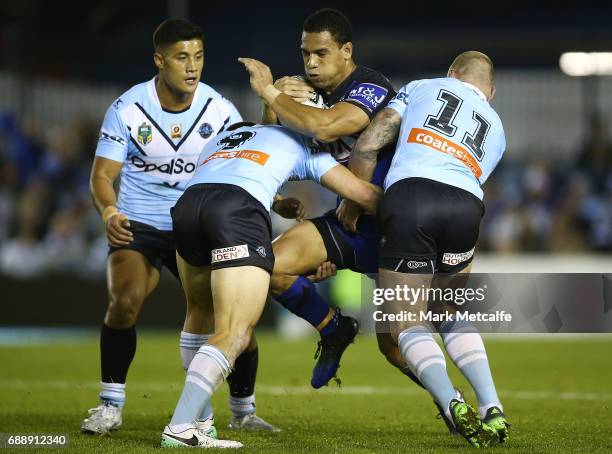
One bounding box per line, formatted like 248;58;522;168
303;8;352;45
153;19;204;51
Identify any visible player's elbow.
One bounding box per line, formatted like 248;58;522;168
89;174;98;198
313;129;337;143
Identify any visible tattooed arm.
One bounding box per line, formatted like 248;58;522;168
337;108;402;232
349;107;402;181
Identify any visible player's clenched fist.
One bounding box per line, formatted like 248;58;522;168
102;206;133;247
272;196;306;222
274;76;316;104
238;58;275;98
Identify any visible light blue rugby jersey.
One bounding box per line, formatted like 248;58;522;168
385;77;506;199
188;124;339;211
95;77;242;230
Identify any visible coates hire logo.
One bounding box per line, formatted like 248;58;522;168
131;156;196;175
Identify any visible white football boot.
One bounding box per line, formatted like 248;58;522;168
228;413;281;432
81;403;122;434
161;424;243;449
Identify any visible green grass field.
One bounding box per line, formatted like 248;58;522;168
1;332;611;453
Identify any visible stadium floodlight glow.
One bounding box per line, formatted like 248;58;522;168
559;52;612;76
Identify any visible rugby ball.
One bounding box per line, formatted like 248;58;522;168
302;91;325;108
279;78;324;126
291;75;324;108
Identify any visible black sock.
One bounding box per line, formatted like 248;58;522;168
399;365;425;389
100;324;137;383
227;347;258;397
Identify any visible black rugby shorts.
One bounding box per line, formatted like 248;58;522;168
377;177;484;274
171;183;274;274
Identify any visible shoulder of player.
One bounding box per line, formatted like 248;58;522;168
395;78;431;95
351;66;393;87
256;125;309;152
108;80;151;113
196;82;235;108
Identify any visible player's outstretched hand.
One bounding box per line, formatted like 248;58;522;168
272;197;306;221
238;57;274;98
274;76;316;103
106;212;133;247
307;261;337;283
336;199;362;233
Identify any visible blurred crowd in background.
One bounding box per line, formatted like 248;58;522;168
0;108;610;278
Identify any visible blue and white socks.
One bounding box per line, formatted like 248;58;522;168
170;345;232;430
179;331;213;421
228;395;256;417
398;325;457;420
99;382;126;408
440;320;502;417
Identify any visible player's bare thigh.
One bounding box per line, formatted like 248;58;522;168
208;266;270;364
431;263;473;330
105;249;160;328
378;268;434;342
270;220;327;294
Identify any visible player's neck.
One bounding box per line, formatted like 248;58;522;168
325;61;357;95
155;76;195;112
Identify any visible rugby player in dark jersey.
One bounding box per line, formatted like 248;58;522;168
239;8;410;389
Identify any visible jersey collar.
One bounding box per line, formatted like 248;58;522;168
147;76;201;111
459;80;488;103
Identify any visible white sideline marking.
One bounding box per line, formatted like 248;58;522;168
0;380;610;401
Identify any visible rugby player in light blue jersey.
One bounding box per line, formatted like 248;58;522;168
161;122;381;448
342;51;510;448
84;19;276;436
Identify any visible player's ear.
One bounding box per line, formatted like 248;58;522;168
489;85;496;102
341;42;353;61
153;52;164;70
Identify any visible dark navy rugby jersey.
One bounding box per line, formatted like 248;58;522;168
316;65;397;188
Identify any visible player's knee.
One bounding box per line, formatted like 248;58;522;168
214;324;253;361
269;272;294;296
106;291;145;326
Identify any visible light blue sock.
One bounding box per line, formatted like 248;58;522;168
398;326;457;410
440;320;501;416
179;332;214;421
170;345;231;427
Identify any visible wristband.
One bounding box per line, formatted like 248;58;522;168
102;206;119;223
